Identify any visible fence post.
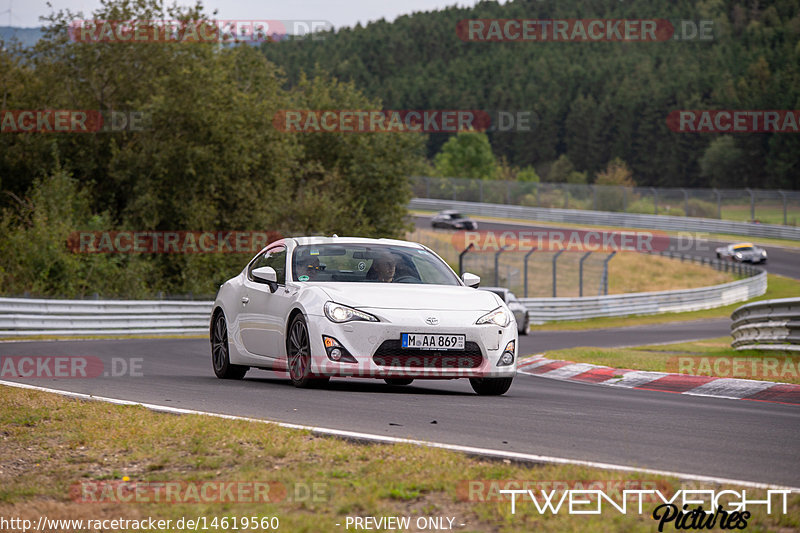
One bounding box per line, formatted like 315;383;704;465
681;188;689;216
592;184;597;210
479;179;484;203
523;247;538;298
495;245;511;287
458;243;474;276
714;188;721;219
425;176;430;198
651;187;658;215
746;188;755;221
552;249;565;297
623;186;628;212
536;182;540;207
579;251;592;297
452;178;457;201
563;184;568;209
601;251;617;295
779;190;787;225
506;181;511;204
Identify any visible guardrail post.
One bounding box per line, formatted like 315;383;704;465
779;190;787;225
714;188;721;219
579;251;592;297
495;244;511;287
458;243;474;276
552;249;565;297
523;247;538;298
601;251;616;295
746;188;755;221
651;187;658;215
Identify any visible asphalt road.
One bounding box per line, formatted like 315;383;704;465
1;337;798;487
414;215;800;280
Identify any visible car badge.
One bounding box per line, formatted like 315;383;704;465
425;316;439;325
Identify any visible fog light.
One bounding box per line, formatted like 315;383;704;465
499;352;514;366
330;348;342;361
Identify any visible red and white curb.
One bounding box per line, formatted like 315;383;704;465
518;355;800;406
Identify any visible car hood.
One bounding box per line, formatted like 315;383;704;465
317;283;500;311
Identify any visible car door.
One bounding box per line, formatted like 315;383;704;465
240;245;289;358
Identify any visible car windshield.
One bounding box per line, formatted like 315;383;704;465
449;213;464;219
734;246;754;252
292;244;460;285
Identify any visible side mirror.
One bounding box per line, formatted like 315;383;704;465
252;266;278;291
462;272;480;288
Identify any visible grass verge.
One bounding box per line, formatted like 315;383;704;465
2;386;798;532
529;274;800;331
534;337;800;385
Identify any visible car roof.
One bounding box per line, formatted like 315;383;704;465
290;236;425;249
438;210;461;215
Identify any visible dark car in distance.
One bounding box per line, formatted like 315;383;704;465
431;210;478;230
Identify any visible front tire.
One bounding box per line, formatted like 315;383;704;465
469;377;513;396
287;314;329;388
384;378;414;386
518;314;529;335
211;312;248;380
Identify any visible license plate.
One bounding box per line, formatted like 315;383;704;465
401;333;465;350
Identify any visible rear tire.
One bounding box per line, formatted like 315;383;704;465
384;378;414;386
287;314;330;388
211;312;248;380
469;377;513;396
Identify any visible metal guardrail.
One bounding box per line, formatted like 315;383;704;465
0;297;212;336
0;253;767;334
519;255;766;323
730;298;800;352
409;198;800;240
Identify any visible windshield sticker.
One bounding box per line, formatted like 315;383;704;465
357;261;366;271
309;249;320;256
298;275;310;281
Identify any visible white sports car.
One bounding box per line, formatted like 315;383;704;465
210;236;518;395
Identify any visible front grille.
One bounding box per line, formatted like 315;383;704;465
373;340;483;369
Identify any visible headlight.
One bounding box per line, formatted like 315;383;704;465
735;253;742;259
476;307;510;327
761;250;767;256
324;301;378;323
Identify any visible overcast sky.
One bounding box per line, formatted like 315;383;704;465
2;0;498;29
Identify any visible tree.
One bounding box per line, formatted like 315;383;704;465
433;131;497;180
699;137;745;188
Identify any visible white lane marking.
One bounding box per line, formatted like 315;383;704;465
1;379;797;492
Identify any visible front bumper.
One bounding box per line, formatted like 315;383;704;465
306;309;517;379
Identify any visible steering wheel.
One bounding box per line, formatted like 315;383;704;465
392;275;419;284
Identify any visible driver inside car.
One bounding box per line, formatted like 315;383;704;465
366;254;396;282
